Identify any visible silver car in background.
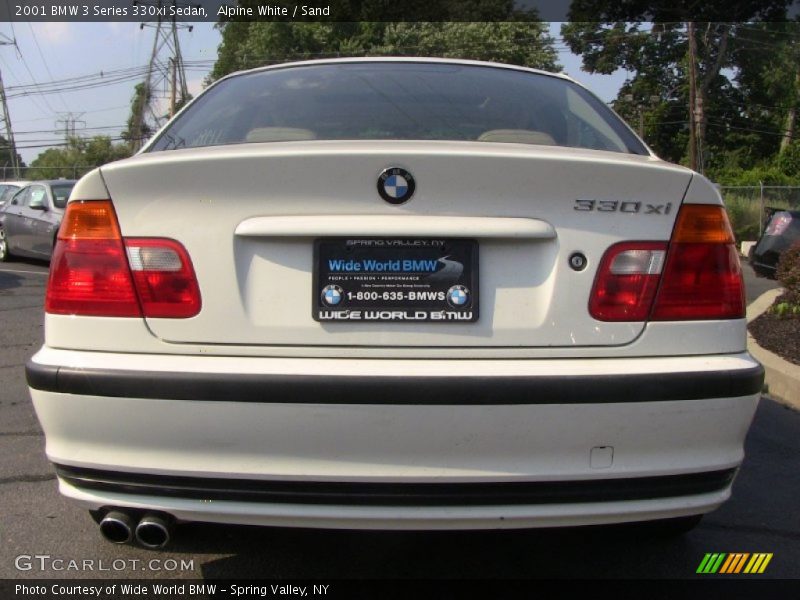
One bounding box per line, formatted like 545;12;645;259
0;180;29;207
0;180;76;261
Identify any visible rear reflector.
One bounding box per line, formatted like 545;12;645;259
46;201;201;318
590;204;744;322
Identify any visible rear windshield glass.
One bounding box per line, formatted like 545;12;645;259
51;184;74;209
149;63;647;155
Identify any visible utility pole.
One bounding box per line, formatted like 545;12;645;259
55;112;86;140
131;0;194;151
687;21;698;172
169;57;177;118
0;34;20;179
625;94;660;143
781;60;800;151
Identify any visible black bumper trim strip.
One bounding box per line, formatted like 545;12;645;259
26;360;764;405
54;465;737;506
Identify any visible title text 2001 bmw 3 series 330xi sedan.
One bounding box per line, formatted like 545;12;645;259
26;58;763;548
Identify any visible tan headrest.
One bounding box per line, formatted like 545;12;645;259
245;127;317;142
477;129;556;146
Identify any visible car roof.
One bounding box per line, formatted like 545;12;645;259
23;179;78;186
218;56;577;86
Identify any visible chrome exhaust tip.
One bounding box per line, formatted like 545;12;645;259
99;510;134;544
134;513;172;549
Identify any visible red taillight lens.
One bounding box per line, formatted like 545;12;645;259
651;205;744;320
589;242;667;321
125;239;201;318
650;243;744;320
47;201;141;317
765;212;792;236
46;201;201;318
589;205;744;322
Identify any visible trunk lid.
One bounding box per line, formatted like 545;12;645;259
100;141;691;348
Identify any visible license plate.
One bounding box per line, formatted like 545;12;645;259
313;238;478;322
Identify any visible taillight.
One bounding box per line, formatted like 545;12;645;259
589;242;667;321
765;212;792;236
46;201;201;318
47;201;141;317
125;239;201;318
651;205;744;320
589;204;744;322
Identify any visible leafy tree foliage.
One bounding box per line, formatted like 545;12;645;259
560;1;794;180
209;2;558;82
28;136;131;180
122;82;154;146
0;135;25;179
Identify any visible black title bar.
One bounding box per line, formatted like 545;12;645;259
1;0;798;23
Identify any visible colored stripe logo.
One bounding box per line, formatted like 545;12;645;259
697;553;773;574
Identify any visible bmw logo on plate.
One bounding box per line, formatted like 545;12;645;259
377;167;416;204
446;285;471;308
321;284;344;306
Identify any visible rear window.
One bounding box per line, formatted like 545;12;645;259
149;63;647;155
51;184;74;209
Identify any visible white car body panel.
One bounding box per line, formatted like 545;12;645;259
96;142;691;348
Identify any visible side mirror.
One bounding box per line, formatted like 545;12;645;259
29;201;47;211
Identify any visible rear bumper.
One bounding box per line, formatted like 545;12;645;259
28;349;763;529
26;351;763;404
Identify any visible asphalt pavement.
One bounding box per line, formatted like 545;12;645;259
0;258;797;581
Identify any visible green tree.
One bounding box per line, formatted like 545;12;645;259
209;3;558;82
561;22;745;170
376;22;558;68
0;135;25;179
28;136;131;180
561;1;791;174
731;22;800;153
122;82;154;148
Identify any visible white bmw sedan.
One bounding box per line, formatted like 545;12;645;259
26;58;763;548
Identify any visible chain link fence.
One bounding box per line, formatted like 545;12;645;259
0;165;96;181
719;184;800;242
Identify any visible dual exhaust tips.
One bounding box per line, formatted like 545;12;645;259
99;510;172;548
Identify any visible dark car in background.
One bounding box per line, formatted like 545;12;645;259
0;180;76;262
750;208;800;277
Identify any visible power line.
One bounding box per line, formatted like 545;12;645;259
26;22;70;113
130;0;195;150
55;112;86;139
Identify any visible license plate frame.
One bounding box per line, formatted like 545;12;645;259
313;238;479;323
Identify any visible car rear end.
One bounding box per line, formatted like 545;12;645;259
750;210;800;277
27;59;762;537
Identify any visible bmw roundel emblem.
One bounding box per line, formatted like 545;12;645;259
446;285;471;308
321;284;344;306
377;167;415;204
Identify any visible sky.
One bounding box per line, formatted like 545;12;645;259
0;21;631;166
